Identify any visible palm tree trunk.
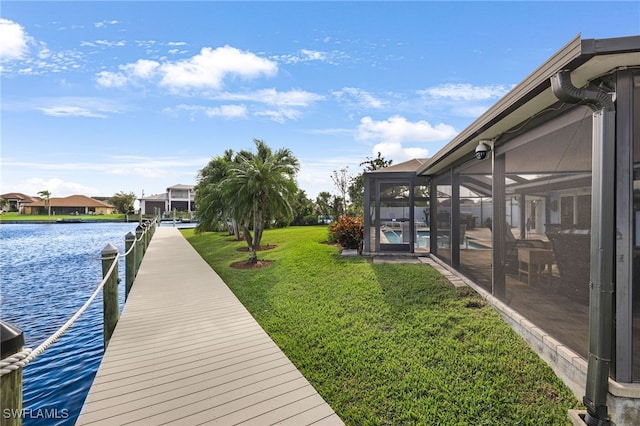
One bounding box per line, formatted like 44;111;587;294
241;222;257;264
232;219;240;240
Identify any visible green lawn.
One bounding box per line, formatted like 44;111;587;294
182;226;582;425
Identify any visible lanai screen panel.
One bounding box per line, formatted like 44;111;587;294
434;176;452;264
379;182;412;251
458;158;493;290
500;106;593;361
633;75;640;382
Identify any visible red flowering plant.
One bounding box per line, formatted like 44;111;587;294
329;215;364;252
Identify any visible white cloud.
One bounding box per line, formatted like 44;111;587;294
38;105;108;118
212;88;324;122
372;142;429;163
333;87;385;109
15;177;100;197
33;97;124;118
0;19;31;61
169;103;248;119
357;115;457;143
214;88;324;107
275;49;334;64
205;104;247;118
355;115;456;165
96;71;128;87
250;88;324;106
123;59;160;79
166;88;321;122
94;20;121;28
94;39;126;48
254;107;301;124
96;46;279;93
159;45;278;91
96;59;160;87
419;83;512;101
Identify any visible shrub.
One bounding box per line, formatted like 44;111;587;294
329;215;364;251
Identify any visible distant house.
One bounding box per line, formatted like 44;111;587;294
23;195;116;215
139;184;195;215
0;193;37;213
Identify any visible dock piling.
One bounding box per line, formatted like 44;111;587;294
100;243;119;349
125;232;136;300
135;225;143;271
1;321;24;426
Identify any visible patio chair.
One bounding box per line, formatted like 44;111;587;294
546;231;590;302
499;224;549;271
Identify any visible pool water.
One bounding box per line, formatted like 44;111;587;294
383;230;489;249
383;230;430;246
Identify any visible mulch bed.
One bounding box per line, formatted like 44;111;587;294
230;260;275;269
231;244;276;269
236;245;276;252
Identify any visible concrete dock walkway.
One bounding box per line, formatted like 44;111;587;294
76;226;343;425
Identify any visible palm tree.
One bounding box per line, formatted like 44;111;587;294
194;150;236;236
38;190;51;216
223;139;299;264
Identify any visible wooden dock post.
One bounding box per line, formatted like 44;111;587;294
143;221;150;250
140;222;148;256
101;244;119;349
1;321;25;426
135;225;143;271
124;232;136;300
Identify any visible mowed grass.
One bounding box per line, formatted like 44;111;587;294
182;226;581;425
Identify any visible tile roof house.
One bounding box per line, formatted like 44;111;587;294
23;195;115;215
0;192;37;213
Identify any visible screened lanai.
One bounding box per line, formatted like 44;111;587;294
363;159;429;254
363;35;640;424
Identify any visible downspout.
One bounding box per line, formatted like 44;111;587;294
551;70;615;426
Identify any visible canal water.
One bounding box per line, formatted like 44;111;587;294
0;222;138;425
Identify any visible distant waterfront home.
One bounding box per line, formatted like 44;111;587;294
23;195;116;215
0;192;37;213
139;184;195;215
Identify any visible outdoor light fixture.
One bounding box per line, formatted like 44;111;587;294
475;140;492;160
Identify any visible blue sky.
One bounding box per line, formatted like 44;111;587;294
2;1;639;200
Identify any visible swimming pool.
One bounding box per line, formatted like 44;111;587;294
383;230;430;247
382;230;489;249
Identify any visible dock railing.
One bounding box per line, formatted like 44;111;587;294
0;219;157;426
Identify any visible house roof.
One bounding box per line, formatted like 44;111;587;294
167;184;194;190
26;195;114;208
417;34;640;176
367;158;429;174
